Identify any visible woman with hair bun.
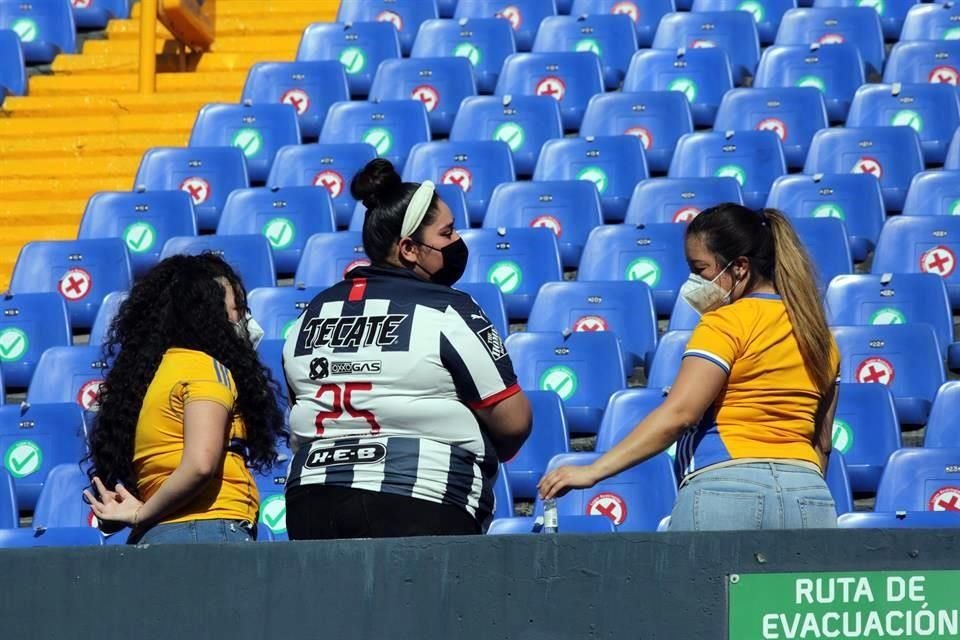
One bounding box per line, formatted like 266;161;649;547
282;158;532;539
540;204;841;531
84;253;286;543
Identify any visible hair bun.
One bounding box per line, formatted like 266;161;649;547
351;158;403;210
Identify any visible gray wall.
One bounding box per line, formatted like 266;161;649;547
1;530;957;639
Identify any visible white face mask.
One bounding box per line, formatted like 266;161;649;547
234;312;265;350
679;263;734;316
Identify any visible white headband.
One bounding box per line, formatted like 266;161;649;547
400;180;436;238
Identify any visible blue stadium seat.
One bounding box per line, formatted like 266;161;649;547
459;228;562;319
495;52;605;130
0;527;104;548
134;146;249;232
832;324;944;425
337;0;437;55
77;190;197;277
216;187;336;276
830;383;901;494
504;390;570;499
71;0;129;30
454;282;510;337
652;11;760;85
754;43;865;123
839;511;960;528
0;469;16;529
846;83;960;165
319;100;431;175
713;87;828;169
624;48;734;127
826;273;956;367
533;136;649;223
188;103;300;184
804;126;924;212
766;174;885;262
483;180;604;267
775;8;884;77
645;330;690;389
295;232;369;288
32;464;96;529
692;0;796;44
506;332;626;433
827;449;853;515
0;293;70;388
486;514;617;534
668;130;786;210
570;0;676;47
900;2;960;42
402;140;516;226
871;216;960;309
248;285;326;341
450;95;563;176
257;489;289;541
527;281;659;374
160;235;276;290
924;382;960;448
455;0;559;51
0;403;86;510
369;57;477;136
241;61;350;140
411;18;517;95
9;239;132;331
0;0;75;63
351;183;470;232
255;339;288;410
667;297;702;331
813;0;918;41
580;91;693;174
533;14;638;90
538;451;676;531
626;177;744;225
874;448;960;512
267;143;376;229
579;223;687;316
0;29;25;102
88;290;126;346
791;218;853;291
949;130;960;170
902;171;960;218
296;22;401;98
494;463;513;519
595;388;668;452
883;41;960;88
26;346;109;412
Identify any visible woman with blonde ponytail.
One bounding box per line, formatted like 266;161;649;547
540;204;841;530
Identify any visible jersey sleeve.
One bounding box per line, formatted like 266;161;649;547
169;352;238;411
683;306;743;375
439;294;520;410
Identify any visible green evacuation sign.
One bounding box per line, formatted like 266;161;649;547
729;571;960;639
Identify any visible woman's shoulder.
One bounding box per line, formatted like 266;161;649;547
162;348;231;378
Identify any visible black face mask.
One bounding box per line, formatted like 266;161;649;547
412;237;469;286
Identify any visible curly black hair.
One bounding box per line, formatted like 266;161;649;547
85;253;286;495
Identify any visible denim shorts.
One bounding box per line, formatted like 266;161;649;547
669;462;838;532
132;518;257;545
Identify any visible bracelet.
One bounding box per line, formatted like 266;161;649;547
133;505;143;528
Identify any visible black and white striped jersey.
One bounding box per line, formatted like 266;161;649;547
281;265;520;525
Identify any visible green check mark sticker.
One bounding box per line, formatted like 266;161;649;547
950;199;960;216
493;122;525;151
123;222;157;254
11;18;38;43
539;366;579;401
738;0;766;22
668;77;698;102
281;319;297;340
577;166;609;194
870;307;905;325
796;75;826;92
488;261;523;294
363;127;393;157
891;109;923;133
625;257;662;286
260;494;287;534
857;0;884;14
945;28;960;41
575;38;602;55
453;42;482;66
263;217;296;250
832;419;853;454
812;203;845;220
4;440;42;479
714;164;747;187
232;128;263;158
339;47;367;74
0;328;28;362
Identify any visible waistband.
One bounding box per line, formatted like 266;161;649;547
679;457;824;488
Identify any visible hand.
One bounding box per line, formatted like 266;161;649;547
538;464;601;500
83;477;145;526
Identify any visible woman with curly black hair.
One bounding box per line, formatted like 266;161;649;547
83;253;286;544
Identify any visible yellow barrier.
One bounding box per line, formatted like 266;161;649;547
140;0;217;94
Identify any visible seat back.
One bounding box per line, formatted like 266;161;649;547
0;527;104;548
0;28;25;97
775;7;884;76
645;330;691;389
0;0;76;62
871;216;960;308
596;388;668;452
504;390;570;499
454;0;559;51
88;290;127;346
0;469;16;529
626;177;744;225
72;0;130;29
296;22;401;97
827;449;854;515
925;382;960;448
839;511;960;528
160;235;276;290
26;346;109;412
532;14;638;89
0;293;70;388
248;286;328;341
652;10;760;84
902;171;960;218
900;2;960;42
875;448;960;512
454;282;509;338
691;0;796;43
883;40;960;87
319;100;430;174
832;382;902;493
791;218;853;291
570;0;676;47
336;0;438;55
493;463;513;519
411;18;517;94
32;463;96;529
294;232;369;288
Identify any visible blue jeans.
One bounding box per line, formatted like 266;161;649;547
133;519;256;544
669;462;838;531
